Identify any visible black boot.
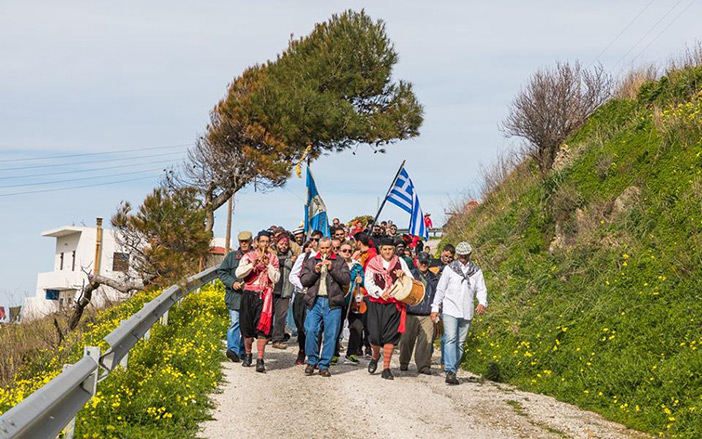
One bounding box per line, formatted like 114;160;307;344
368;358;378;374
256;359;265;373
242;353;253;367
445;372;459;385
381;368;394;380
226;349;240;363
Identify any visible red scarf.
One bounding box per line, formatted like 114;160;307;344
242;249;279;334
366;255;407;333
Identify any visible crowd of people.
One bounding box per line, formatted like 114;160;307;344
217;216;488;385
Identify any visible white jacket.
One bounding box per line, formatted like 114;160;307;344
431;262;487;320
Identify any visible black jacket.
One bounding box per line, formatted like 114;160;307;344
406;267;438;316
218;248;245;310
300;252;351;310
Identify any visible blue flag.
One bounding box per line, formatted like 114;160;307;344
385;166;429;240
304;167;330;238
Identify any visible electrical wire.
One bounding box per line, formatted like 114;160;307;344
627;0;696;66
611;0;686;71
0;143;191;163
0;166;173;189
0;174;163;197
0;157;183;181
589;0;656;67
0;150;186;172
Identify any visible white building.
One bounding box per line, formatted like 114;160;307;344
22;220;228;322
22;220;127;321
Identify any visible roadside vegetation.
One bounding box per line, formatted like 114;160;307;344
0;283;228;439
445;45;702;438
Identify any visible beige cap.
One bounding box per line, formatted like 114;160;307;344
237;231;253;241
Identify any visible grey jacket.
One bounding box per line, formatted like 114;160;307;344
274;250;295;298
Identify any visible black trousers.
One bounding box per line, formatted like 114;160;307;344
334;305;348;357
292;293;307;353
240;290;268;338
272;295;291;342
367;301;402;346
347;311;366;356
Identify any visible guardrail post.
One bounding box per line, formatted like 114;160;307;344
160;309;169;326
62;364;77;439
62;346;99;439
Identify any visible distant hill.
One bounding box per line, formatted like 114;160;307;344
444;63;702;438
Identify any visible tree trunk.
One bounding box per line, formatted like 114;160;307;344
68;273;155;330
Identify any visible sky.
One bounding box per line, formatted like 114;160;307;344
1;0;700;306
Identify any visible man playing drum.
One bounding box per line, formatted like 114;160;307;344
364;237;414;380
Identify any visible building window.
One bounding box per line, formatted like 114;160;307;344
59;252;64;270
46;289;60;300
72;251;76;271
112;252;129;272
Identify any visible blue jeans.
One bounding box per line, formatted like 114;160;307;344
442;314;471;374
304;297;342;370
227;309;245;357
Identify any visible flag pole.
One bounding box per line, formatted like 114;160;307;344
369;160;406;232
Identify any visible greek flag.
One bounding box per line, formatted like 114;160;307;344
304;167;330;238
386;166;429;240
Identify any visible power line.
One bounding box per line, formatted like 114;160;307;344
0;166;172;189
611;0;686;71
0;143;191;163
627;0;696;66
0;157;183;181
589;0;656;67
0;174;162;197
0;150;186;172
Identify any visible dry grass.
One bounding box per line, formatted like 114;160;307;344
665;41;702;73
614;65;659;100
0;301;113;387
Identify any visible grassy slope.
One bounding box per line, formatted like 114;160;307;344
444;66;702;438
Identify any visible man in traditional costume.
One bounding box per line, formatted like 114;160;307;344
235;230;280;373
364;237;414;380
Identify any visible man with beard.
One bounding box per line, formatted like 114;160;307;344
431;242;488;385
235;230;280;373
399;252;438;375
272;236;295;349
364;237;414;380
301;238;351;377
289;239;318;365
217;231;252;363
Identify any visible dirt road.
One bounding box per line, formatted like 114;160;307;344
200;343;648;439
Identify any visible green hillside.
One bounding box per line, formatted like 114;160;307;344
446;65;702;438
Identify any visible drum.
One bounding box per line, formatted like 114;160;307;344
389;276;425;306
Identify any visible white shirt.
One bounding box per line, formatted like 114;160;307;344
431;262;487;320
364;257;414;299
289;250;317;291
235;252;281;286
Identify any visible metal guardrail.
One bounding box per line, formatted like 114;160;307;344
0;266;219;439
396;227;443;239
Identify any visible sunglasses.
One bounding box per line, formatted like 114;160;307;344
333;246;341;251
340;248;352;253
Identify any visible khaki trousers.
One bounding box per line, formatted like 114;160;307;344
399;314;434;371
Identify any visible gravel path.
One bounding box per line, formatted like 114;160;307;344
200;341;649;439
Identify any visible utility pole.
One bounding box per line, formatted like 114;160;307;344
94;218;103;275
225;196;233;253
